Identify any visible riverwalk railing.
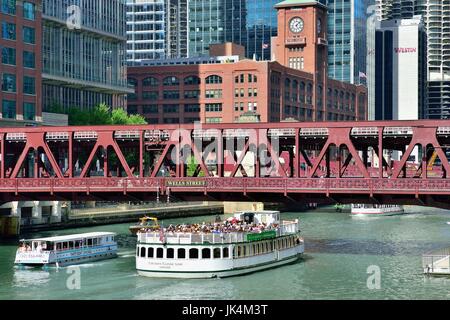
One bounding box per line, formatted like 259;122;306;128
137;220;299;245
423;247;450;275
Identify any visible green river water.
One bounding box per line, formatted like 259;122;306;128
0;206;449;300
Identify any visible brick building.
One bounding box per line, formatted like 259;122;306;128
127;0;367;124
0;0;42;126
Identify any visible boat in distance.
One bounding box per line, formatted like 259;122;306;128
15;232;118;267
129;216;159;235
136;210;304;279
351;204;404;216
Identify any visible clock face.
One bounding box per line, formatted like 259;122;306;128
289;17;304;33
317;18;322;34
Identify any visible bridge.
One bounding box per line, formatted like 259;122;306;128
1;120;450;208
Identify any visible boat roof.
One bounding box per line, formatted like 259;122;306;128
21;232;116;242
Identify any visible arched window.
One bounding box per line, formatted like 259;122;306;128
213;248;221;259
163;76;180;86
189;248;199;259
142;77;158;87
128;78;138;87
202;248;211;259
156;247;164;258
167;248;174;259
300;81;305;91
223;247;229;258
140;247;146;258
178;248;186;259
307;83;313;94
285;78;291;87
206;75;222;84
184;75;201;85
292;80;298;90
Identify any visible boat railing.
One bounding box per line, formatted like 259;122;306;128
137;220;299;244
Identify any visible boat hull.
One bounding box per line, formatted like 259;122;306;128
137;253;302;279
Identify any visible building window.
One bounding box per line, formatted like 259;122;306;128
23;102;35;120
23;76;35;95
205;117;222;123
1;0;15;15
205;103;222;112
163;90;180;99
2;99;16;119
184;104;200;113
143;77;159;87
163;104;179;113
205;75;222;84
163;76;179;86
2;73;16;92
143;104;158;113
2;47;15;65
128;78;138;87
23;51;35;68
142;91;159;100
23;26;35;44
248;74;257;83
184;90;200;99
205;89;222;99
127;105;138;114
2;22;16;40
163;118;179;124
23;2;35;20
184;75;200;85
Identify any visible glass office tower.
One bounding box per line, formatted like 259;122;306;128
188;0;279;60
327;0;371;84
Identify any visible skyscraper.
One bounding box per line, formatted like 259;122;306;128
188;0;279;61
327;0;371;84
376;0;450;119
42;0;132;111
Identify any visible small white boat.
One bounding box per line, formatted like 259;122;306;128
351;204;404;216
14;232;118;267
136;210;304;279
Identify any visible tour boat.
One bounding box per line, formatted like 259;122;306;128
135;210;304;278
351;204;404;216
129;216;159;235
14;232;118;267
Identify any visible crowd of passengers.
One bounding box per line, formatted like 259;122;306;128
145;219;279;234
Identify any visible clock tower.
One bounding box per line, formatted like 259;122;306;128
272;0;328;78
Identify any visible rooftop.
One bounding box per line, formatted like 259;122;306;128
275;0;327;8
22;232;116;243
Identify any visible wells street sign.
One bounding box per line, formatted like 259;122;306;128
166;180;207;187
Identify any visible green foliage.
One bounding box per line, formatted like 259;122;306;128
186;155;205;177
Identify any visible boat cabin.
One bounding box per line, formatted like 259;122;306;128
233;210;280;226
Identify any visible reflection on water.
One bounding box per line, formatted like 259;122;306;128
13;269;50;288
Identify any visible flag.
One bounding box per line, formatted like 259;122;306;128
262;43;269;49
359;71;367;79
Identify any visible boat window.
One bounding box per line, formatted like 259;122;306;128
74;240;80;248
242;246;246;257
189;248;199;259
147;247;154;258
157;248;164;258
167;248;174;259
269;241;273;251
87;238;93;247
136;246;139;256
213;248;221;259
178;248;186;259
140;247;146;258
202;248;211;259
68;241;73;250
259;243;263;254
63;242;68;250
223;247;229;258
264;242;268;253
93;238;98;246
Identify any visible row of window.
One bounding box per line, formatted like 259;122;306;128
1;99;35;120
1;1;36;20
1;47;36;68
2;74;35;94
137;236;298;260
128;75;222;87
2;22;35;43
235;88;258;98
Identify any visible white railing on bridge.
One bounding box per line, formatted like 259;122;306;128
268;128;296;137
300;128;328;136
437;127;450;135
192;129;220;140
74;131;98;140
223;129;253;138
46;132;69;140
351;127;378;136
144;130;170;141
384;127;413;136
114;130;140;140
6;133;26;141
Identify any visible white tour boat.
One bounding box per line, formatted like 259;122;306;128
351;204;404;216
15;232;118;267
136;210;304;278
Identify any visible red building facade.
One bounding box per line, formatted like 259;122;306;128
0;0;42;126
127;0;367;124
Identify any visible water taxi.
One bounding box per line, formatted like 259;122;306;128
129;216;159;235
136;210;304;278
14;232;118;267
351;204;404;216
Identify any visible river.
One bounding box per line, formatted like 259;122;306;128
0;206;449;300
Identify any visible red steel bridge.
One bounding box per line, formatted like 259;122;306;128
1;120;450;208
